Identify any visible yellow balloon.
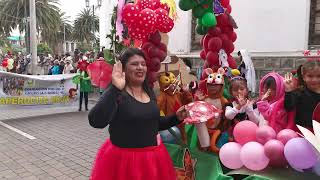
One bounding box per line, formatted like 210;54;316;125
231;69;241;76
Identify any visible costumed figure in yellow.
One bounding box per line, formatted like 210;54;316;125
157;71;193;142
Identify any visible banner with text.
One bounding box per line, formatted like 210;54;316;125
0;72;79;109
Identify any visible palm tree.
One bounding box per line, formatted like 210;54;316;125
40;12;73;50
0;0;62;49
72;8;99;46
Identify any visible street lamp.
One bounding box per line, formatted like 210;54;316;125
85;0;90;8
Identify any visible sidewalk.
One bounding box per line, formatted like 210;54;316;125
0;93;100;121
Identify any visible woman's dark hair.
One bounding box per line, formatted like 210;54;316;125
118;48;155;99
119;48;146;66
263;76;276;90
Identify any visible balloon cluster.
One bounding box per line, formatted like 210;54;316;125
220;122;319;172
1;58;15;71
141;31;168;85
200;25;237;70
181;0;236;70
122;0;174;41
179;0;217;33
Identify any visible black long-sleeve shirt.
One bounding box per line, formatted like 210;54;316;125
88;85;181;148
284;88;320;128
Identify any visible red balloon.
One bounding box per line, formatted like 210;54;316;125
149;57;161;71
220;33;229;42
155;8;168;27
159;3;170;14
144;54;151;66
228;31;237;42
148;71;158;84
221;0;230;8
159;17;174;33
223;40;234;54
221;26;233;34
142;42;154;51
149;31;161;45
217;14;229;26
227;56;237;69
148;46;160;58
122;3;139;25
158;50;167;62
137;0;154;9
203;61;210;69
200;50;206;60
159;43;167;52
208;27;222;37
208;37;223;52
203;34;212;52
206;51;219;66
139;8;157;33
227;5;232;13
151;0;161;10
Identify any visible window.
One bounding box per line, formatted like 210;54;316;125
309;0;320;46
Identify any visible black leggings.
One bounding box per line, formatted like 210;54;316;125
79;92;88;109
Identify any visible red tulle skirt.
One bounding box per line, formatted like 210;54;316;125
90;139;177;180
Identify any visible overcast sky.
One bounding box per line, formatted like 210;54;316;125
60;0;92;22
11;0;96;36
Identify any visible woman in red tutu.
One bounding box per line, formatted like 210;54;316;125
88;48;189;180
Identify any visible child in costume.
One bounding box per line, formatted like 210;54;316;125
225;77;262;126
157;71;193;142
75;59;93;111
195;68;229;153
257;72;295;133
284;60;320;130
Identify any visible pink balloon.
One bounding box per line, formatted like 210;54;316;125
264;140;287;167
233;121;258;145
240;142;270;171
276;129;298;145
219;142;243;169
256;126;276;145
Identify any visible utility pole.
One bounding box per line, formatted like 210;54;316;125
63;24;66;54
29;0;37;74
24;0;30;54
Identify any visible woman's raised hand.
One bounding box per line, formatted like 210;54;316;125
112;61;126;90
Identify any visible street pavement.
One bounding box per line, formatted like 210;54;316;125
0;94;108;180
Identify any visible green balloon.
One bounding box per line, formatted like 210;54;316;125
202;26;209;34
201;12;217;27
196;24;205;35
192;6;206;18
179;0;197;11
197;18;203;26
